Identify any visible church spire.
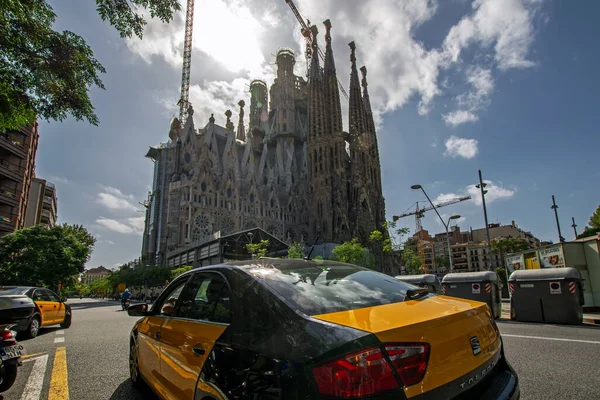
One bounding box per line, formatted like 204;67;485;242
348;41;366;138
308;25;324;139
323;19;343;135
236;100;246;141
360;66;377;153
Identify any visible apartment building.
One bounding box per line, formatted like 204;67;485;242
0;124;39;237
405;221;539;273
471;221;541;248
82;266;111;284
24;178;58;227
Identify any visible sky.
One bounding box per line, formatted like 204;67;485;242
37;0;600;269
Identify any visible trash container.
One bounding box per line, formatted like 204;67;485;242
508;267;584;325
441;272;502;318
394;274;440;293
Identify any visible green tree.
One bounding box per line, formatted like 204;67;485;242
577;205;600;239
171;266;193;279
491;236;530;268
246;240;270;258
332;238;375;269
287;242;304;259
386;221;410;251
435;256;450;271
0;224;96;290
1;0;180;130
402;248;423;275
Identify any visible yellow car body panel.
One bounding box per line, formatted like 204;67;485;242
158;319;227;400
313;295;501;397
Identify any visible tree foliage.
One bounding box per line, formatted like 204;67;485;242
96;0;182;39
491;236;530;255
435;256;450;271
402;248;423;275
246;240;270;258
287;242;304;259
0;224;96;290
171;265;193;279
577;205;600;239
332;238;375;269
1;0;181;130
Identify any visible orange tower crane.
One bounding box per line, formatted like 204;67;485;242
393;196;471;271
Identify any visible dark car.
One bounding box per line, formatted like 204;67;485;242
127;259;520;400
0;287;72;338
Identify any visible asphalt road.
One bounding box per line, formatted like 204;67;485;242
1;298;599;400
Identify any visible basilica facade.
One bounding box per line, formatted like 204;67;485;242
141;19;386;266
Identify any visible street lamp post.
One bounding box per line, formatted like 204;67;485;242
411;185;461;273
476;170;493;271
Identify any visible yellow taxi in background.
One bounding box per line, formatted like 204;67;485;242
127;259;519;399
0;287;72;338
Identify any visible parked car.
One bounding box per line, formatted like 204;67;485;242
127;259;519;399
0;287;72;339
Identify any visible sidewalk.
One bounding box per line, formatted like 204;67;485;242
500;300;600;325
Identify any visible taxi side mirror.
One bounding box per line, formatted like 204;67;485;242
60;297;67;303
127;303;149;317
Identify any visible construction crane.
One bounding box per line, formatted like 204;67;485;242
284;0;349;101
393;196;472;272
177;0;195;129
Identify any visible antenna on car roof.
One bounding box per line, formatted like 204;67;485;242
304;235;320;260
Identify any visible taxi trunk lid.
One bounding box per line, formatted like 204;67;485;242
313;295;501;397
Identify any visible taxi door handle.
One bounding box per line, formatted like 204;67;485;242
193;346;205;356
53;305;57;308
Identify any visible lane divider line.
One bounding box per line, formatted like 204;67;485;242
55;330;65;335
48;346;69;400
54;337;65;344
502;334;600;344
21;352;48;360
21;354;49;400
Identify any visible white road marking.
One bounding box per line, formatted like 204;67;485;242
54;337;65;343
55;330;65;335
502;334;600;345
21;354;49;400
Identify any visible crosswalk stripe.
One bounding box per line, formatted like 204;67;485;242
55;330;65;335
21;354;48;400
48;347;69;400
54;337;65;343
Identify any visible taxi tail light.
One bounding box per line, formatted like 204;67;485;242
312;343;430;397
0;329;16;344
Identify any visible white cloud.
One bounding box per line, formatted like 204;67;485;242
126;217;146;232
466;181;516;205
434;180;516;207
125;0;545;128
443;66;494;126
444;136;479;159
96;186;138;212
96;217;144;235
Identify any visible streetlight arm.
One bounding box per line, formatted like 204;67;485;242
420;188;447;229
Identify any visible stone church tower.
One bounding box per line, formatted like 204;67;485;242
142;18;387;266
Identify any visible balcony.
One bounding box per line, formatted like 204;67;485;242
0;186;19;207
0;134;27;158
0;159;25;181
41;208;54;221
0;215;16;232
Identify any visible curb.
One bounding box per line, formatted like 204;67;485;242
500;313;600;326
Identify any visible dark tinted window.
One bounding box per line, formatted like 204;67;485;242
177;273;231;324
44;290;60;302
32;289;51;301
245;263;418;315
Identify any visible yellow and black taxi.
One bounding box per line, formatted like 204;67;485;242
0;287;72;339
127;259;519;399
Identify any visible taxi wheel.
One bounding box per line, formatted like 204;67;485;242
24;315;41;339
129;339;143;388
60;312;72;329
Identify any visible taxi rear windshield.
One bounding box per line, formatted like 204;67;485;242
248;263;418;315
0;287;29;295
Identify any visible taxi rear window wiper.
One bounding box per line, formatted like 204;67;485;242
405;288;430;300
